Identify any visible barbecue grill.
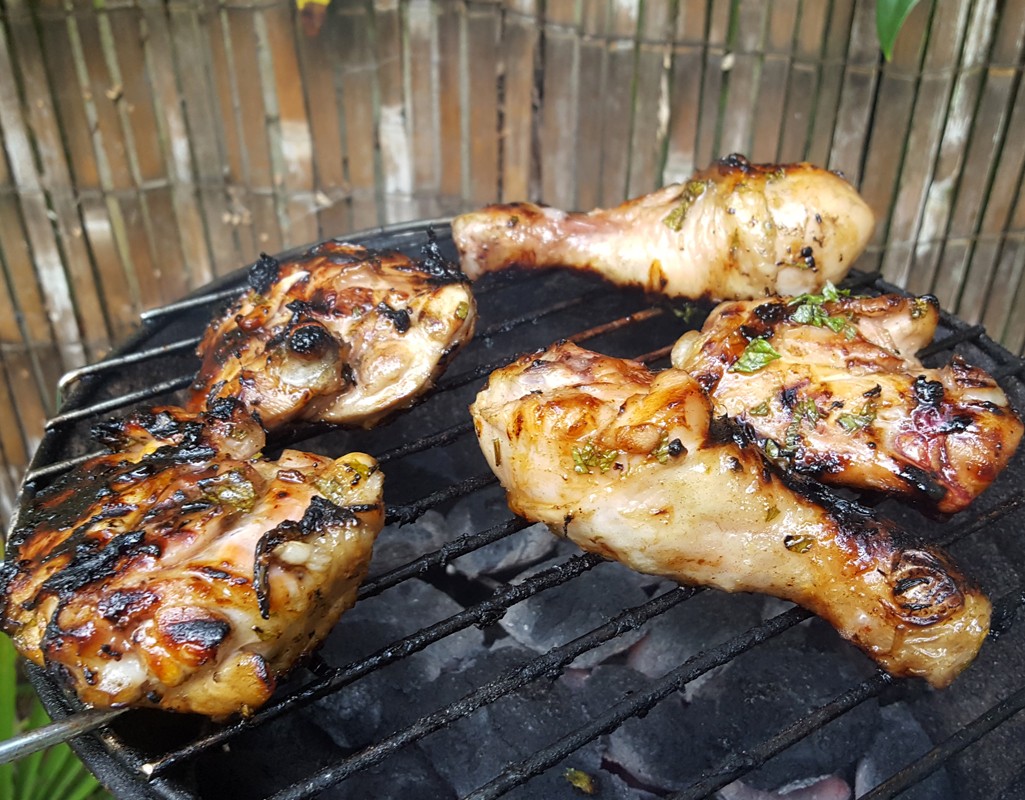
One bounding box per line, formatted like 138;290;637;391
9;220;1025;799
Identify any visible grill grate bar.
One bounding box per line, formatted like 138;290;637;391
139;285;244;322
385;472;497;526
475;289;608;339
859;684;1025;800
994;360;1025;382
917;325;987;359
936;491;1025;549
44;376;194;430
435;307;666;394
357;517;531;602
146;552;605;778
375;420;475;465
635;344;675;365
37;294;658;470
465;606;813;800
268;586;699;800
669;672;894;800
57;337;202;396
667;584;1025;800
25;452;100;485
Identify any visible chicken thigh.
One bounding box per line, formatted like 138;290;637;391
189;238;476;430
1;400;384;717
470;342;989;687
452;154;874;301
671;290;1024;514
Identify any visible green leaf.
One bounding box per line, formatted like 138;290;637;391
876;0;920;60
729;338;781;374
17;699;51;800
64;772;101;800
35;744;78;800
0;637;15;800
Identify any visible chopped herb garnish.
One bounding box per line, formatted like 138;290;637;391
749;401;771;416
492;437;502;466
572;440;619;474
730;338;781;373
784;534;815;553
662;180;709;231
911;297;931;319
837;400;877;433
784;398;820;449
455;301;470;320
314;475;350;506
765;505;780;522
788;282;857;338
788;281;850;306
201;469;256;512
564;767;597;795
671;304;699;323
650;432;684;464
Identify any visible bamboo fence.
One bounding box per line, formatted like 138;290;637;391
0;0;1024;529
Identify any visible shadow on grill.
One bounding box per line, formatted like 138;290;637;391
15;223;1025;800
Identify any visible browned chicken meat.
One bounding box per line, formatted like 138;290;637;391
671;289;1024;514
0;400;384;717
452;154;874;301
188;239;477;430
470;342;990;687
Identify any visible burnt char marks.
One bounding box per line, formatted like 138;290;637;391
39;530;160;599
888;549;967;625
898;464;947;503
418;230;468;285
790;447;845;477
8;480;130;559
753;301;787;325
98;589;159;626
163;617;231;651
252;497;366;619
287;323;337;357
717;153;755;173
913;376;945;408
206;396;245;421
248;253;281;295
713;153;805;181
376;302;412;334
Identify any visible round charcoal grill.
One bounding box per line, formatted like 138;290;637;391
10;221;1025;799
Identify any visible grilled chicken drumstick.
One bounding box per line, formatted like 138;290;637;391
452;154;875;301
470;342;990;687
672;289;1024;514
189;239;477;430
0;400;384;717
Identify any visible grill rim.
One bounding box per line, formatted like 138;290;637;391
10;218;1025;800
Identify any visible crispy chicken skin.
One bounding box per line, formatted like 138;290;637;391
671;292;1024;514
0;401;384;717
188;239;477;430
452;154;875;301
470;342;990;687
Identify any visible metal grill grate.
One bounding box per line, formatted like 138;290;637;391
13;221;1025;800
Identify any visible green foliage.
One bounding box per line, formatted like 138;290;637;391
0;637;109;800
877;0;922;60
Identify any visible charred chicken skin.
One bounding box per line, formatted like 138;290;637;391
470;342;990;687
452;154;875;301
188;239;477;430
671;290;1024;514
0;400;384;717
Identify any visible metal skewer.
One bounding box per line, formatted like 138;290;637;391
0;707;127;766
